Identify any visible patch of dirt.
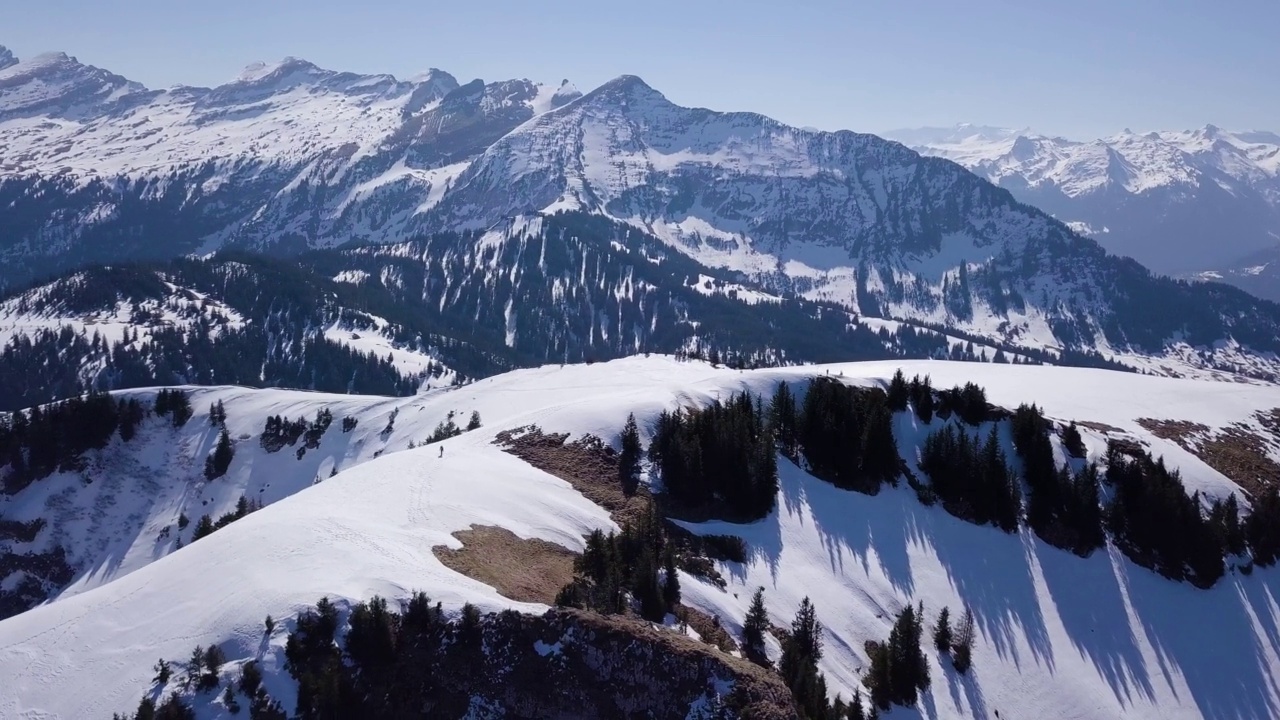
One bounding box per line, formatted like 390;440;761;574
1138;417;1280;496
1256;408;1280;436
1136;418;1210;445
495;425;735;588
433;525;577;605
495;426;651;529
675;604;739;654
1076;420;1127;435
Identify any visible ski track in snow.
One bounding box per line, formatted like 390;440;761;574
1;356;1278;719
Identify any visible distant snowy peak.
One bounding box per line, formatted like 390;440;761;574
894;123;1280;196
883;123;1031;148
0;51;145;120
0;45;16;71
890;123;1280;276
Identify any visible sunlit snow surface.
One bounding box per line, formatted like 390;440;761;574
1;356;1278;719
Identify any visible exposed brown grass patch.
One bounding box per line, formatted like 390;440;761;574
495;425;736;588
495;426;651;528
1136;418;1210;445
675;604;740;654
1076;420;1127;435
1138;417;1280;496
433;525;577;605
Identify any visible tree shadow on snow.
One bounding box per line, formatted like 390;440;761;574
912;513;1054;673
1036;543;1156;708
1126;564;1280;720
784;459;917;597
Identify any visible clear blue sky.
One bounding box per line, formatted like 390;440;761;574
5;0;1277;138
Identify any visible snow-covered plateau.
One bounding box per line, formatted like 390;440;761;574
2;355;1278;719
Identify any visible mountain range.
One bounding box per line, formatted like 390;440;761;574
885;124;1280;299
1;44;1279;391
5;41;1280;720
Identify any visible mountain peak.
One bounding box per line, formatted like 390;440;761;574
588;74;665;103
234;56;322;84
0;45;16;71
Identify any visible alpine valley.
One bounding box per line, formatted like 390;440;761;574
2;42;1280;720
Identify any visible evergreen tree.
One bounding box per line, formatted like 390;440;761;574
191;514;215;541
662;550;681;611
466;411;482;431
205;428;235;480
742;587;770;666
1062;421;1086;458
886;369;909;412
866;604;930;709
131;696;157;720
933;607;952;652
1247;487;1280;566
223;685;241;715
210;400;227;427
153;658;172;685
619;413;642;494
155;692;196;720
779;597;828;720
770;381;799;460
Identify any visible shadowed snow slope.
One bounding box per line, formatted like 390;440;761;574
2;356;1279;719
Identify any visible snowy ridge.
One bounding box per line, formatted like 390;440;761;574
2;46;1279;380
886;124;1280;277
2;356;1279;719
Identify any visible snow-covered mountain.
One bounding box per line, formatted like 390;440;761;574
3;356;1280;719
886;124;1280;285
2;43;1279;386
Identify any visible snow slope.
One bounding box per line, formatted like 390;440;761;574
2;356;1279;719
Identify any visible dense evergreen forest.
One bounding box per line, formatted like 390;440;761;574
0;212;1139;412
635;371;1278;594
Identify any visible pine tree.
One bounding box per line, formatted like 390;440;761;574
153;658;172;685
770;381;799;459
619;413;642;494
886;370;909;412
780;597;827;720
205;428;235;480
210;400;227;427
933;607;952;652
742;587;770;665
131;696;157;720
466;411;482;431
223;684;241;715
662;550;681;611
155;692;195;720
1062;421;1085;458
191;514;215;541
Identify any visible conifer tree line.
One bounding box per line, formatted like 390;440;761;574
865;603;930;710
919;423;1020;532
1104;443;1231;588
788;378;900;493
0;389;180;493
737;588;887;720
204;429;235;480
1010;404;1104;555
554;505;680;622
778;372;1280;589
190;495;262;543
648;391;778;520
259;408;334;453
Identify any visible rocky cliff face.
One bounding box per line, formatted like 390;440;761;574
431;607;797;719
